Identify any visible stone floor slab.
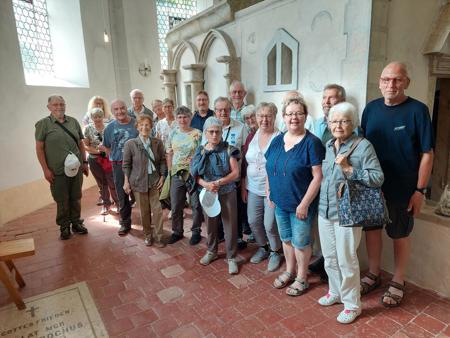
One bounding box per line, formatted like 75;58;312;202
157;286;184;304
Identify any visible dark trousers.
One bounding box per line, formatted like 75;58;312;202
88;157;118;206
170;175;202;236
112;163;132;227
50;172;83;228
206;190;237;259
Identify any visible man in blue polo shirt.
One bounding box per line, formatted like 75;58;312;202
103;99;139;236
360;62;434;307
191;90;214;132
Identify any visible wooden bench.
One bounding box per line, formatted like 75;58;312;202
0;238;35;310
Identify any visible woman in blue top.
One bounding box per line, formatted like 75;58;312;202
191;117;241;274
265;97;325;296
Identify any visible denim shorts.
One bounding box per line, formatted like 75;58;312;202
274;207;313;249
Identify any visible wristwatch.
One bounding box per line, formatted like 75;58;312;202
415;187;427;195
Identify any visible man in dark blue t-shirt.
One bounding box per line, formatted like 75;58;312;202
361;62;434;307
190;90;214;132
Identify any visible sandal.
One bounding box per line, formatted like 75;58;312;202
272;271;294;289
286;278;309;297
381;281;405;308
360;272;381;295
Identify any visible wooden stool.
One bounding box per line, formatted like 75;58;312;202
0;238;35;310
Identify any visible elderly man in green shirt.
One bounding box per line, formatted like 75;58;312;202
35;95;89;240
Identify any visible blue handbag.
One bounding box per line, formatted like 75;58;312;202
336;138;390;228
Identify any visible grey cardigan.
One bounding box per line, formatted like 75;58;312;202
122;137;166;193
319;134;384;221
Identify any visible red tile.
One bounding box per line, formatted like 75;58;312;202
129;309;158;327
255;308;283;327
280;314;307;335
367;314;403;335
106;317;135;336
401;322;435;338
112;303;142;319
412;313;446;335
424;302;450;324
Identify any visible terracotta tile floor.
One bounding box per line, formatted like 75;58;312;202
1;187;450;337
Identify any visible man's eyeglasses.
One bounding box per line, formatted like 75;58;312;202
380;77;406;85
329;120;352;126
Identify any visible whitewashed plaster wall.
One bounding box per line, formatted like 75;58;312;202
367;0;444;106
120;0;164;102
0;0;163;225
203;39;229;102
171;0;372;119
176;49;196;106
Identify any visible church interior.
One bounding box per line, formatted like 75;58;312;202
1;0;450;337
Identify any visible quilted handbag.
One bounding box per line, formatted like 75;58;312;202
336;180;390;227
335;137;390;228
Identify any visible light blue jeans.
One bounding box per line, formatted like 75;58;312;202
247;192;281;251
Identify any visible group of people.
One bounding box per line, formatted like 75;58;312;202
35;62;434;324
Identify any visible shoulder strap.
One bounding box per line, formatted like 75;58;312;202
342;137;363;159
51;117;80;149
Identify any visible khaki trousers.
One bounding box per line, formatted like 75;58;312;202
135;187;164;242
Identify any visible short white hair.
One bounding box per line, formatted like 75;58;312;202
241;104;256;118
328;102;359;127
130;89;144;98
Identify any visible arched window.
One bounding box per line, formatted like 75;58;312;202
156;0;198;69
12;0;89;87
263;28;298;91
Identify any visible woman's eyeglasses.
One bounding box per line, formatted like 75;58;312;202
207;130;221;135
329;120;352;126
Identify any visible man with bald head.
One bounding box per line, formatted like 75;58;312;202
103;99;139;235
361;62;434;307
35;95;89;240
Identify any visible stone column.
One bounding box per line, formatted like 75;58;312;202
160;69;178;105
182;64;206;111
216;55;241;90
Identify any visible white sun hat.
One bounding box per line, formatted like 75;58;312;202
64;152;81;177
199;188;221;217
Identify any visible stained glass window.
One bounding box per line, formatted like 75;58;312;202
12;0;55;78
156;0;197;69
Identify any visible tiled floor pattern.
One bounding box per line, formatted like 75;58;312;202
1;187;449;337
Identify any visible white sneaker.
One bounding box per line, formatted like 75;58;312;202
318;293;340;306
337;309;361;324
200;251;218;266
228;258;238;274
168;210;172;219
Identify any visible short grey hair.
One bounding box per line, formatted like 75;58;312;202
203;117;223;131
323;84;346;101
328;102;359;127
174;105;192;118
213;96;232;110
241;104;256;118
256;102;277;118
90;107;104;118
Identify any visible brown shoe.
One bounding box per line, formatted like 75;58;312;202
144;237;153;246
154;241;166;248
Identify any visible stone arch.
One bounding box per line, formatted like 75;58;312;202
170;40;199;70
199;29;237;64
